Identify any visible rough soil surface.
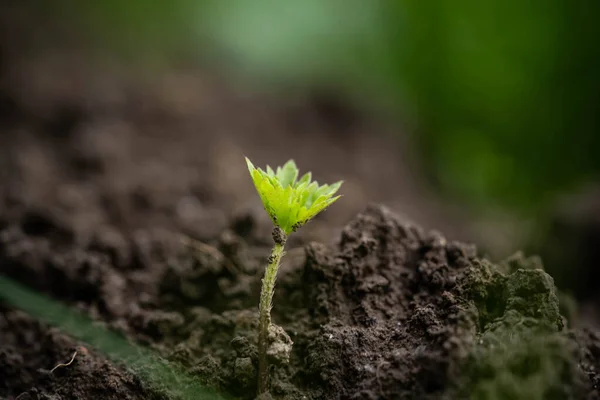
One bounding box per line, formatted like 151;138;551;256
0;307;166;400
2;194;600;399
2;5;600;399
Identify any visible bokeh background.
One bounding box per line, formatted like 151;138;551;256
2;1;599;317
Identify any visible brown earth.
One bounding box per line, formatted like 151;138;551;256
0;307;167;400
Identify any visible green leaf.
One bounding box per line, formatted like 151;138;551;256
245;157;343;234
298;172;312;186
278;160;299;188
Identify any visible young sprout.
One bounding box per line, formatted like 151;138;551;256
245;157;342;395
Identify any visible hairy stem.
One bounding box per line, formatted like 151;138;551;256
257;229;286;395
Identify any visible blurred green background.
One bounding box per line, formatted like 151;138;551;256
47;0;600;216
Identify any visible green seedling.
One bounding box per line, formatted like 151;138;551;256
245;157;342;395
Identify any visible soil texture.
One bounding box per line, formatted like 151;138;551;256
0;307;166;400
2;192;600;399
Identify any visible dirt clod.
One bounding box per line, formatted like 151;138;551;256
266;324;293;366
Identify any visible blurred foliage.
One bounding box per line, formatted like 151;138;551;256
393;1;600;214
33;0;600;214
36;0;202;58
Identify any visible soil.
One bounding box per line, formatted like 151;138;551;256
0;307;167;400
2;5;600;400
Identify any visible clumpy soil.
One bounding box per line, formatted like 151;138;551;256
2;194;600;399
2;11;600;399
0;307;167;400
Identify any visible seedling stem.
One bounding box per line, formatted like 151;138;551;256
245;157;342;395
257;229;286;393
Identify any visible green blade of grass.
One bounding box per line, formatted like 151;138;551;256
0;274;228;400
